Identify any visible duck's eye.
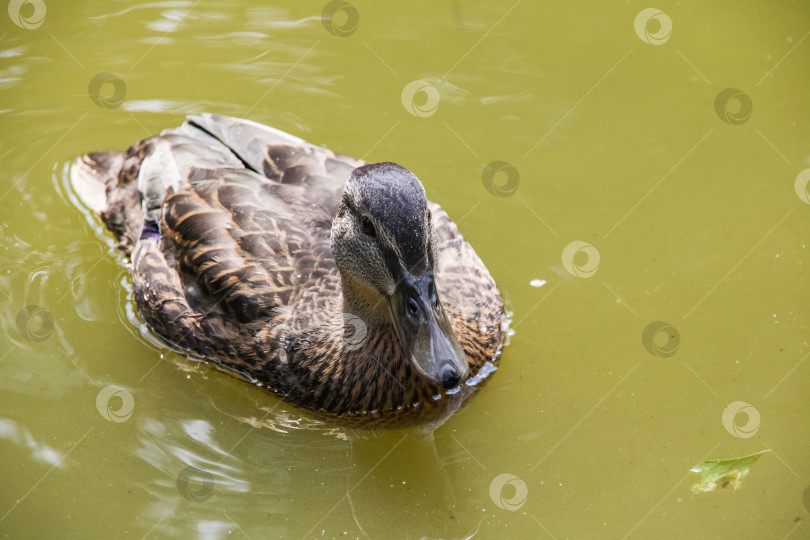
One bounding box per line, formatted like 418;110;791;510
360;215;376;237
407;297;419;317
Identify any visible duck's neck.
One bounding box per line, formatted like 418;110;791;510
339;274;392;324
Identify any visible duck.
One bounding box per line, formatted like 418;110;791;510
71;114;507;421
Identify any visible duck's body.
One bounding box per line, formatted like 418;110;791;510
73;114;506;420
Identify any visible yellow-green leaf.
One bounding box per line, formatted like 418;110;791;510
690;450;769;494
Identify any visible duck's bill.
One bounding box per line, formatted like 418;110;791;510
388;270;468;389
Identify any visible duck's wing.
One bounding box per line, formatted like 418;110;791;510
73;115;362;371
429;202;507;371
146;117;364;322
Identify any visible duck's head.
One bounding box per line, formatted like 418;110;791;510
331;162;468;390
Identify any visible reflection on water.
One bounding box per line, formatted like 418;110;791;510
0;419;63;467
2;0;809;538
112;381;496;538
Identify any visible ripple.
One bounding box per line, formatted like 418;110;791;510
88;1;193;22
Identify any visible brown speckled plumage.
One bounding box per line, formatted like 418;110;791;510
72;114;506;424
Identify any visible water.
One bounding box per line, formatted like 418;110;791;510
1;1;809;538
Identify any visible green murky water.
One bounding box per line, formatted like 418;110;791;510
2;1;809;538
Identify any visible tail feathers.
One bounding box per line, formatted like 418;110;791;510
70;151;123;212
71;148;147;256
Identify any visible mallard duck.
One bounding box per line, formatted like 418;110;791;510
72;114;506;420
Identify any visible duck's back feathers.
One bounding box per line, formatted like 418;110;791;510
188;113;361;195
430;205;505;370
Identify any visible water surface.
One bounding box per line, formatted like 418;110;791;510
1;1;809;538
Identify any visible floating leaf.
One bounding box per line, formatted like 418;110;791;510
690;450;769;494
